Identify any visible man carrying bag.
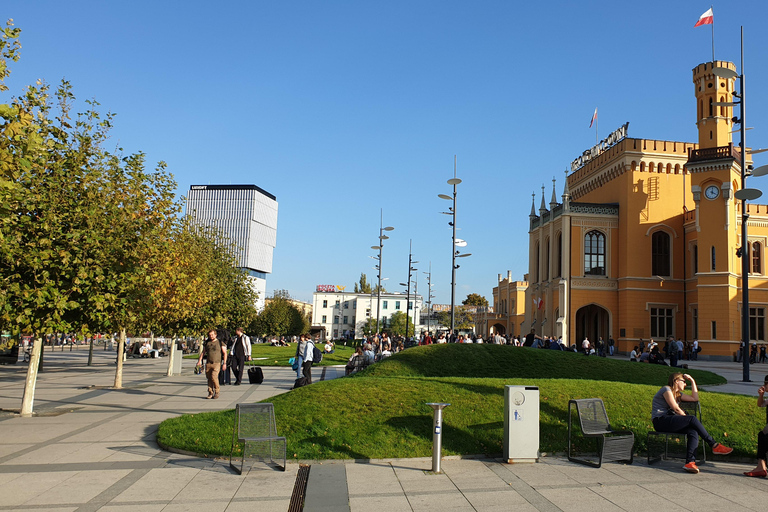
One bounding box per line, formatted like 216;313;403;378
231;327;251;385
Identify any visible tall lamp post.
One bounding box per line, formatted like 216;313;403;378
399;240;418;343
424;263;435;337
371;211;394;334
438;157;471;337
713;28;767;382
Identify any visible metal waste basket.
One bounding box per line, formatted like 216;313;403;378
503;385;539;463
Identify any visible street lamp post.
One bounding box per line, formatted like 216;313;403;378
713;28;767;382
438;156;471;338
372;211;394;335
424;263;435;337
399;240;418;343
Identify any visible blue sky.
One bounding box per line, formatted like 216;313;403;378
5;1;768;304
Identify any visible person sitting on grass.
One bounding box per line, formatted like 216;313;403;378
363;343;375;365
649;345;668;365
651;372;732;474
324;340;334;354
744;374;768;478
630;346;639;362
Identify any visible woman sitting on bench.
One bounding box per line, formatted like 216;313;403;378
651;372;733;474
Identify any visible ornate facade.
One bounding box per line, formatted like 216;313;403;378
523;60;768;360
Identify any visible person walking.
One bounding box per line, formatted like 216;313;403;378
650;373;732;473
294;335;308;380
196;330;227;399
230;327;251;385
302;336;317;384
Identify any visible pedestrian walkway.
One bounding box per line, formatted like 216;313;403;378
1;348;767;511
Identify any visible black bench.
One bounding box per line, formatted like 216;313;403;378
568;398;634;468
647;401;705;464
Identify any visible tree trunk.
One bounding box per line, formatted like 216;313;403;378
20;336;43;416
114;328;125;389
39;337;45;372
88;336;94;366
166;336;176;376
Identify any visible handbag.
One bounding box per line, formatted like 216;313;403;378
289;357;299;371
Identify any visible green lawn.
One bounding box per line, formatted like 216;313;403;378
183;343;356;367
159;344;759;461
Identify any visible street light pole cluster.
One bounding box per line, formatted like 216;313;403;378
371;210;394;334
438;156;471;337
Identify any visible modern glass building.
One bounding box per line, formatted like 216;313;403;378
186;184;278;311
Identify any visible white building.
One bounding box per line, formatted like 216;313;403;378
186;184;278;311
312;286;424;339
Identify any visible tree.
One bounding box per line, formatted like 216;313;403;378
361;317;377;336
436;307;474;331
387;311;415;337
353;273;372;294
251;297;308;338
463;293;489;308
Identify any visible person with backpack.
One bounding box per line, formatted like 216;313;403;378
302;335;322;385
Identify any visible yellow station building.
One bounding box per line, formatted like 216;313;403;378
493;60;767;360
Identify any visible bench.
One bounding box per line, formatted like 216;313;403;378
647;401;705;464
345;354;370;375
568;398;634;468
229;403;286;473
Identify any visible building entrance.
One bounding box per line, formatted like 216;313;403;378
575;305;610;348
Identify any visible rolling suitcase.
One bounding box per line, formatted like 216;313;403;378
247;364;264;384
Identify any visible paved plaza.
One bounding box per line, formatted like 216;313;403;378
0;348;767;511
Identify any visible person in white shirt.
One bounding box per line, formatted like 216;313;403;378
230;327;251;385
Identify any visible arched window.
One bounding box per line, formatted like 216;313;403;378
720;95;725;116
652;231;671;276
556;232;562;278
709;98;713;116
584;230;606;276
535;241;540;282
752;242;762;274
711;246;716;271
544;237;550;281
693;244;698;275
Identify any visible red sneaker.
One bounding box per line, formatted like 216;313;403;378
743;470;767;478
683;462;700;474
712;443;733;455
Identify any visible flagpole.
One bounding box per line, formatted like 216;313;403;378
711;5;715;62
595;111;598;144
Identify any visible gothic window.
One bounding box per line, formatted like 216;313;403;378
584;230;606;276
711;246;716;271
556;232;562;278
544;237;550;281
652;231;671;276
752;242;762;274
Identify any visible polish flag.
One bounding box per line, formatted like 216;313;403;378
589;108;597;128
694;8;713;27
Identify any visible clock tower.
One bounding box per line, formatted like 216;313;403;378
686;60;744;345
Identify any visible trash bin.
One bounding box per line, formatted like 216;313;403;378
503;385;539;463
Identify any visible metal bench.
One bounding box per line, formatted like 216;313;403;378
568;398;634;468
229;403;286;473
647;401;705;464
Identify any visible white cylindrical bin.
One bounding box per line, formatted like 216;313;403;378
503;385;539;463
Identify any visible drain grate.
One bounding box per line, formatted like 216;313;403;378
288;464;310;512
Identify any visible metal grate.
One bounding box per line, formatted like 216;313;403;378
288;464;311;512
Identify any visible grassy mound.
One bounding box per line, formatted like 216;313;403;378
159;344;751;461
360;344;726;385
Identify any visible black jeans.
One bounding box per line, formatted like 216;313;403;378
302;361;313;384
232;356;245;383
653;414;715;463
758;431;768;462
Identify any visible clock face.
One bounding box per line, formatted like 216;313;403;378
705;185;720;200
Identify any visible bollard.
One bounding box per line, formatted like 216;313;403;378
426;402;450;473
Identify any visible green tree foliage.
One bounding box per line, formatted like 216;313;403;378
436;307;474;331
386;311;415;337
462;293;489;307
361;317;377;336
251;297;309;338
353;273;372;294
